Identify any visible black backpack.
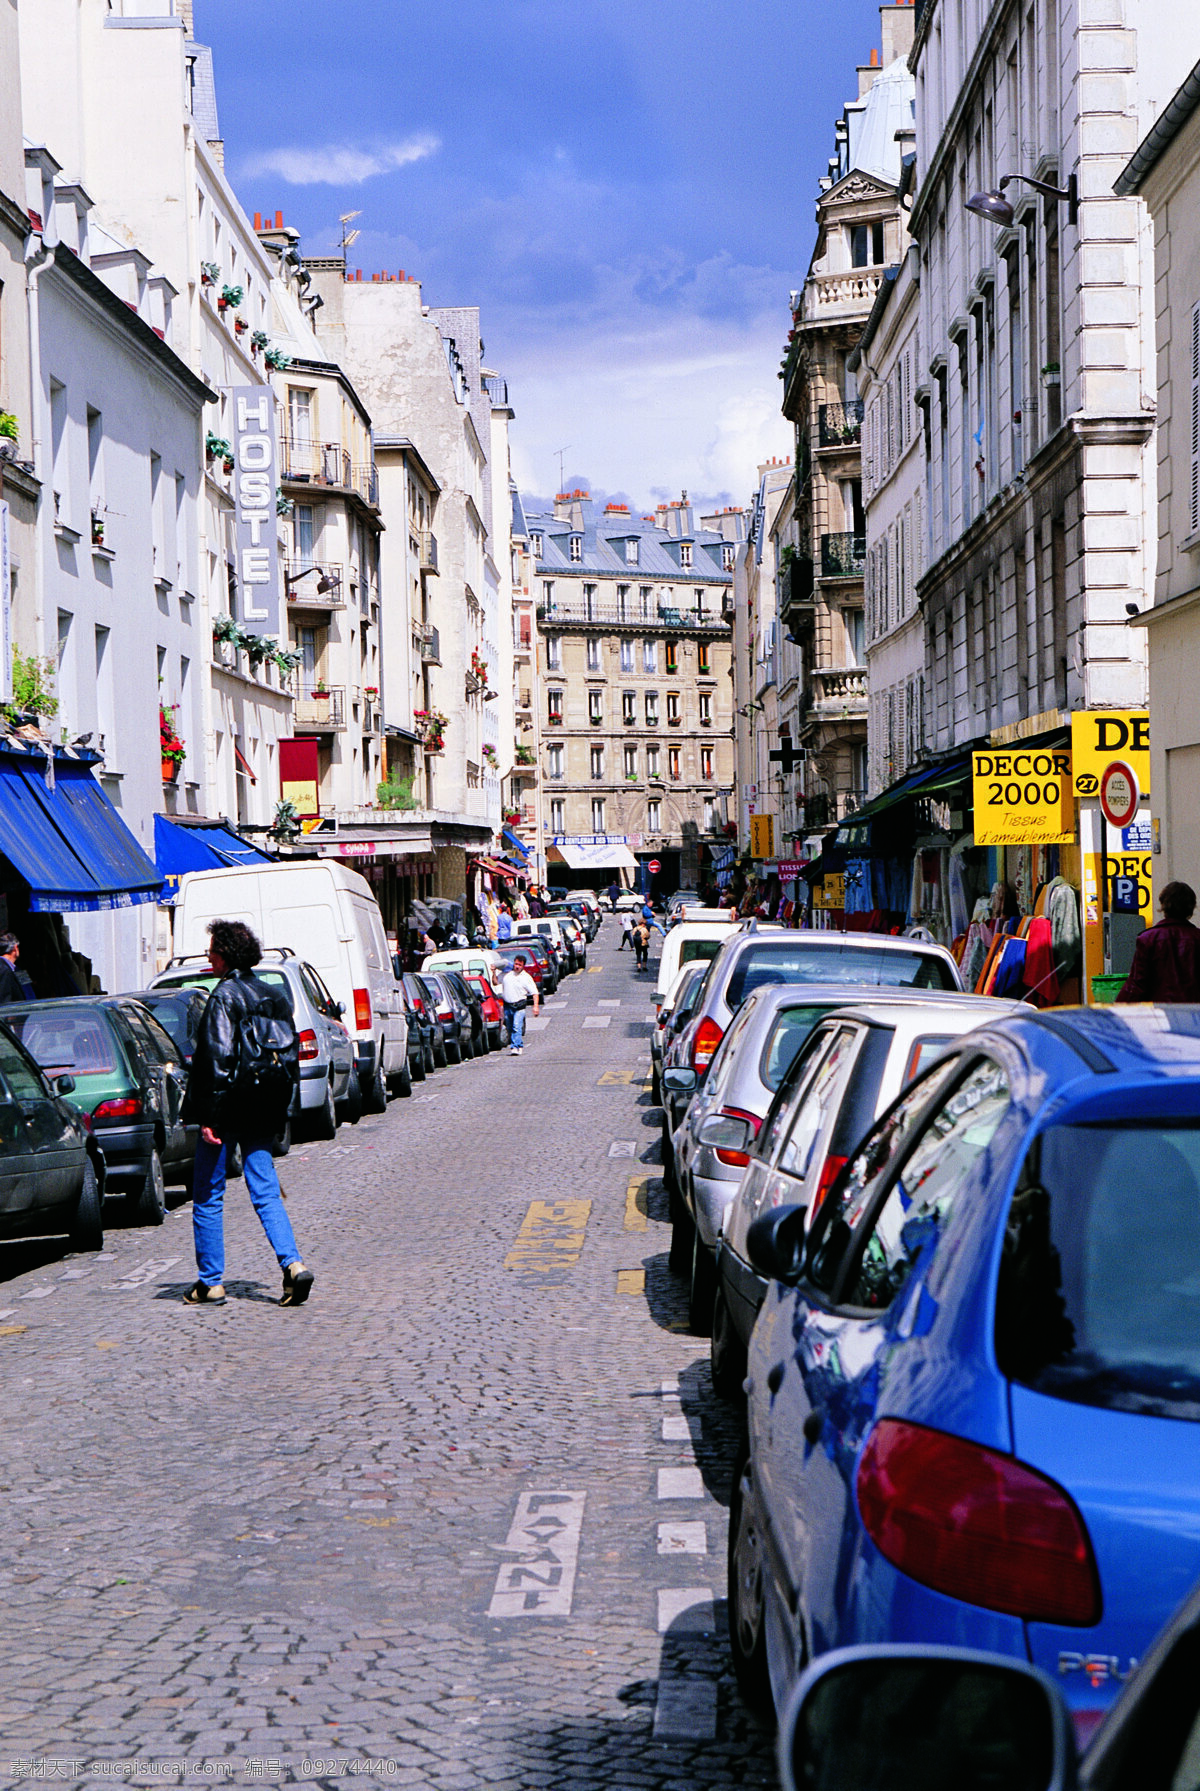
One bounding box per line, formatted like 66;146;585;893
233;1007;296;1108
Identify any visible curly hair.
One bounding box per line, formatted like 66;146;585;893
207;918;262;971
1161;881;1197;921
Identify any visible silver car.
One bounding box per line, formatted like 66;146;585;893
150;947;357;1141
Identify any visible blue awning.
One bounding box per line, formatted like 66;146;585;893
154;814;272;904
502;826;530;862
0;752;162;912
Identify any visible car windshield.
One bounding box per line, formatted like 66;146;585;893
759;1005;841;1090
9;1007;121;1078
725;943;955;1009
997;1122;1200;1421
679;938;724;969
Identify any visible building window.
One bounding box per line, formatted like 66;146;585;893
550;797;565;831
647;798;661;831
588;689;603;726
617;584;630;620
680;542;692;569
625;537;639;564
548;689;563;725
622;689;636;724
590;745;605;780
546;634;561;670
547;743;563;779
697;642;710;674
669;746;681;780
847;609;865;665
642;639;657;673
584;582;597;619
586;636;601;671
849;220;885;267
722;542;735;571
645;692;659;725
700;746;713;781
646;744;660;777
666;691;680;724
531;531;543;558
591;797;606;831
624;745;637;778
640;585;653;618
620;638;634;673
570;534;582;562
665;641;678;674
698;692;712;725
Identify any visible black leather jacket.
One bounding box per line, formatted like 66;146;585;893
184;969;298;1139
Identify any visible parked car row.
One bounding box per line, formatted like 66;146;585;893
651;916;1200;1769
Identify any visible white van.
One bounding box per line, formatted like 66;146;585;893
654;918;745;1011
174;860;408;1111
421;947;504;993
514;917;568;972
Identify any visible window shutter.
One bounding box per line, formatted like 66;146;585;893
1191;301;1200;535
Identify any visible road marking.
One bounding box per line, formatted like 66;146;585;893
657;1467;705;1500
658;1521;707;1555
113;1256;181;1289
654;1675;718;1741
95;1341;118;1350
587;966;602;973
0;1308;13;1320
0;1324;27;1337
487;1490;586;1617
662;1376;680;1395
582;1015;611;1028
20;1286;55;1301
597;1070;635;1086
597;998;622;1007
616;1268;645;1296
608;1139;636;1158
624;1175;651;1231
526;1015;550;1031
328;1144;359;1156
662;1413;692;1442
414;1094;441;1104
657;1587;716;1634
504;1199;591;1275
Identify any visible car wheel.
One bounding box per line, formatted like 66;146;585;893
390;1057;413;1097
689;1230;717;1334
728;1446;773;1716
338;1072;363;1125
411;1048;427;1082
446;1036;462;1065
488;1027;503;1053
68;1156;103;1251
661;1119;678;1193
651;1064;662;1105
669;1203;693;1275
424;1042;436;1075
434;1035;448;1069
710;1281;747;1401
130;1148;166;1227
362;1056;388;1114
309;1078;337;1141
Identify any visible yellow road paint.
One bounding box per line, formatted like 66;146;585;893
588;965;603;972
504;1198;592;1274
95;1340;118;1350
624;1174;651;1231
598;1070;635;1086
616;1268;645;1296
0;1324;27;1337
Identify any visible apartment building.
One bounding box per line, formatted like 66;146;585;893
732;460;795;857
508;484;543;875
527;491;736;894
0;0;35;654
778;5;916;835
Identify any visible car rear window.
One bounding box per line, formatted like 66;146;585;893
155;969;289;995
725;943;955;1009
679;938;724;969
997;1122;1200;1420
760;1005;840;1091
11;1008;121;1077
0;1029;46;1101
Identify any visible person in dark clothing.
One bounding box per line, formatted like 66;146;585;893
0;933;24;1004
1116;881;1200;1003
183;919;312;1308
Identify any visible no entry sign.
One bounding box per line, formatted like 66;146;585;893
647;858;662;875
1099;760;1140;829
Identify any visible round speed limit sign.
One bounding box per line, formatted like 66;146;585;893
1099;760;1140;829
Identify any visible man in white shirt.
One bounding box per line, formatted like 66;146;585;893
500;955;540;1055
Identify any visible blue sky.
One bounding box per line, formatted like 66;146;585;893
197;0;887;512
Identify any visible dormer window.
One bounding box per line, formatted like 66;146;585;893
569;535;582;563
625;537;639;564
531;531;543;557
680;542;693;569
850;221;885;267
722;542;735;572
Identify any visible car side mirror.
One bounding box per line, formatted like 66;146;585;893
335;1001;346;1017
661;1066;697;1095
777;1646;1073;1791
746;1205;808;1285
55;1074;76;1096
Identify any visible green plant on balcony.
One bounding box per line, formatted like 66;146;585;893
276;487;293;517
218;283;244;313
200;262;219;288
160;702;186;769
377;774;418;811
502;807;522;825
271;645;302;675
269;799;301;842
251;329;269;356
0;411;18;449
264;346;292;372
240;632;273;669
413;707;447;753
212;613;243;648
3;650;57;724
513;744;535;765
481;742;498;766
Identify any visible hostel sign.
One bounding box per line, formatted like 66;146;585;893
232;385;279;633
972;748;1074;846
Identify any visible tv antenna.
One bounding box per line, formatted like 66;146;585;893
555;446;571;492
339;209;362;253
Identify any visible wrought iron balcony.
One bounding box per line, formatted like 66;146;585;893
285;559;345;609
419;530;439;574
820;532;867;579
293;686;346;731
817;400;864;448
420;625;441;665
779;555;815;612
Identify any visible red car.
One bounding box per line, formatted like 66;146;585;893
464;973;504;1052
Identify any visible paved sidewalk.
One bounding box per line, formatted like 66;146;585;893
0;922;775;1789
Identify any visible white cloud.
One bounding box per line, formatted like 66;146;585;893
241;136;440;187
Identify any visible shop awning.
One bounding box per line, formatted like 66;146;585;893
835;758;971;847
549;840;638;872
0;753;161;912
503;826;531;863
473;854;519;879
154;814;273;905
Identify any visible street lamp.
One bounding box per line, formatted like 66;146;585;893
965;171;1078;228
286;564;340;597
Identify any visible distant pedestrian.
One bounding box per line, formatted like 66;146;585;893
514;890;530;921
618;910;634;951
1117;881;1200;1003
182;920;313;1309
501;952;540;1055
0;933;25;1004
497;903;514;943
632;920;651;971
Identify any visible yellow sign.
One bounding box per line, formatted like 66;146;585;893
750;813;775;859
1071;711;1150;798
812;873;846;910
972;749;1074;846
1103;846;1153;921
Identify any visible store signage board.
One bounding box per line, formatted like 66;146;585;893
1071;710;1150;797
812;873;845;910
279;737;319;819
232;385;279;633
750;814;775;859
777;860;807;878
1099;760;1140;829
972;749;1074;846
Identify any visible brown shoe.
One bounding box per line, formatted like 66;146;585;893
184;1281;226;1306
281;1263;314;1307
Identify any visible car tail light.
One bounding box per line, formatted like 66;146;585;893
353;988;372;1030
709;1106;762;1167
856;1418;1100;1626
691;1017;724;1074
809;1153;848;1221
298;1028;319;1062
93;1096;143;1120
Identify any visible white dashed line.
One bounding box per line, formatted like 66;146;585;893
582;1015;611;1029
658;1521;707;1555
20;1286;55;1301
657;1467;704;1500
597;999;622;1008
662;1413;692;1443
608;1139;636;1158
657;1587;715;1633
525;1016;551;1031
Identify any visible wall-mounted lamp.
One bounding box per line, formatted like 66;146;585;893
965;171;1078;228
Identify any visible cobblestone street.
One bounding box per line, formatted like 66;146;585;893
0;926;776;1790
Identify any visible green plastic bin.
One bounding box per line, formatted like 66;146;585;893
1090;973;1127;1005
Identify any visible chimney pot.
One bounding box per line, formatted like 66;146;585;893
275;209;283;227
870;47;879;65
254;211;262;230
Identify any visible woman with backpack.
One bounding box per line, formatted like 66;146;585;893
182;919;314;1309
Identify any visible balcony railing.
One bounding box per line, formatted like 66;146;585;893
517;689;532;710
293;686;346;731
780;555;815;612
420;625;441;665
280;439;379;508
820;532;867;579
818;400;864;448
537;600;727;630
419;530;439;574
284;559;345;609
811;667;868;713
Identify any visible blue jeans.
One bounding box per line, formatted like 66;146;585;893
504;1002;527;1049
192;1134;300;1287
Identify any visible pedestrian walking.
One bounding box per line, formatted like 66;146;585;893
1117;881;1200;1002
632;919;651;972
618;910;634;951
0;933;25;1004
182;919;313;1309
497;903;514;943
501;952;540;1055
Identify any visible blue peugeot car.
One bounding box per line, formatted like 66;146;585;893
732;1003;1200;1742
